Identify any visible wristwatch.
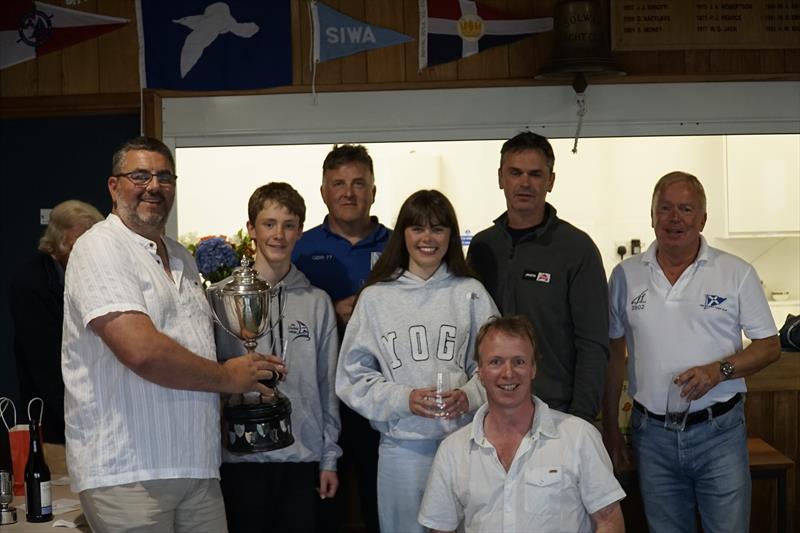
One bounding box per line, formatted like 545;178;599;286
719;360;735;380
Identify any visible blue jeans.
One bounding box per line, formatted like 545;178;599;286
377;436;439;533
632;399;750;533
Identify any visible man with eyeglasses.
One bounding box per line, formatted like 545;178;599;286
61;136;283;532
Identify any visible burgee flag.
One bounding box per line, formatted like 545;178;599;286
137;0;291;91
0;0;128;71
419;0;553;69
311;1;413;63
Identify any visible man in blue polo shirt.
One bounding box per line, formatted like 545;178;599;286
293;144;390;330
293;144;389;532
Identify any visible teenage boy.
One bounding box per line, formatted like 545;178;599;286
216;182;342;533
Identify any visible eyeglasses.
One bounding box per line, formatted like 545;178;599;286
115;170;177;187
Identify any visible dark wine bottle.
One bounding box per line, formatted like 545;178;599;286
24;419;52;522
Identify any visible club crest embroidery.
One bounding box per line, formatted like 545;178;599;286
630;289;648;311
701;294;728;310
288;320;310;340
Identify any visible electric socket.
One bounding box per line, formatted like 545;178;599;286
614;241;628;260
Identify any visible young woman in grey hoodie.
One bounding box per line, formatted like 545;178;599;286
336;189;498;533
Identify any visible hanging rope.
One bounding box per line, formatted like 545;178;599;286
308;0;319;105
571;73;588;154
572;92;586;154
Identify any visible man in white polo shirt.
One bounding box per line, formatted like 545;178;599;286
419;315;625;533
62;136;283;532
602;171;780;533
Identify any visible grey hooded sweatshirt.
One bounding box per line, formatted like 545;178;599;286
336;264;498;441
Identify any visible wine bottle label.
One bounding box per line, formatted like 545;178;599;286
40;481;52;514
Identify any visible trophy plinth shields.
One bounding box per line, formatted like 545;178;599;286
207;257;294;454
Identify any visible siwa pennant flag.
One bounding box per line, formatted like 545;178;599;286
419;0;553;69
311;1;413;63
137;0;291;91
0;0;128;71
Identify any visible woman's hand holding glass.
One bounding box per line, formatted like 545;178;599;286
408;386;469;419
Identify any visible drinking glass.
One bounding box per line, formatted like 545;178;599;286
665;376;691;431
434;371;450;417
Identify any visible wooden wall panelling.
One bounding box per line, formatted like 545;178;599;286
457;45;509;80
506;0;552;79
708;50;735;74
773;391;798;533
365;2;406;83
296;0;313;86
760;50;786;73
657;51;685;75
530;0;557;78
97;0;140;93
507;38;537;79
747;392;775;443
751;479;777;533
614;51;659;77
744;383;800;533
403;0;459;83
796;392;800;533
3;1;800;105
786;50;800;72
142;89;160;139
685;50;710;74
62;39;99;94
36;52;63;96
747;392;777;533
0;61;37;98
338;0;369;84
61;0;100;94
0;93;139;118
291;0;304;86
730;50;764;74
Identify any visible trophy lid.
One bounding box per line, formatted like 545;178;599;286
221;257;271;295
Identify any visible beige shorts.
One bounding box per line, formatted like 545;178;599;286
79;478;227;533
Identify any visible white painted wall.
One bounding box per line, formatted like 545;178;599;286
166;81;800;322
176;134;800;309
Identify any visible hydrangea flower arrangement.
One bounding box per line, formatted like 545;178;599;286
181;229;255;286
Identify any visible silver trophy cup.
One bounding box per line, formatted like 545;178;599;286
0;470;16;525
207;258;293;454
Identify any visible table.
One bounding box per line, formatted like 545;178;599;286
6;483;88;532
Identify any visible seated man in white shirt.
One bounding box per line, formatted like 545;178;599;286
418;315;625;533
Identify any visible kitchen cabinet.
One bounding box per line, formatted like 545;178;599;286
724;134;800;237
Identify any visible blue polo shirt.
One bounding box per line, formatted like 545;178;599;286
292;216;391;302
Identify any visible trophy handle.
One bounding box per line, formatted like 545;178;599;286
206;287;242;344
263;286;289;354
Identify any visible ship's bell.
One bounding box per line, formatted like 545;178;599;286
536;0;625;84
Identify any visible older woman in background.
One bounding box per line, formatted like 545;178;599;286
9;199;103;474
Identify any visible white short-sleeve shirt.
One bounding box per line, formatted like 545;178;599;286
418;396;625;533
62;214;220;492
609;236;777;413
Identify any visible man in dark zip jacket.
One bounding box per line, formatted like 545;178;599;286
467;132;609;422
